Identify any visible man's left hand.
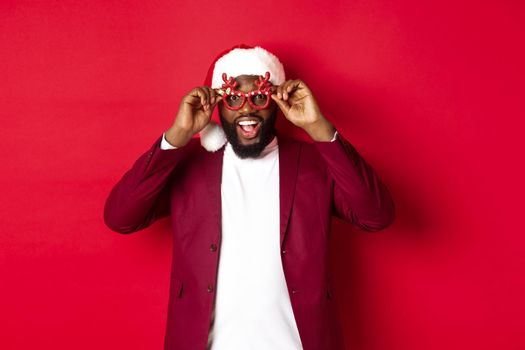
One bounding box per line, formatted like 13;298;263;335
271;79;336;141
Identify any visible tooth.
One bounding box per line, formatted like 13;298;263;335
239;121;258;125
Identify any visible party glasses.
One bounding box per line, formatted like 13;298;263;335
216;71;273;110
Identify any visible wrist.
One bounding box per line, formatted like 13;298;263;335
165;125;193;147
304;117;336;142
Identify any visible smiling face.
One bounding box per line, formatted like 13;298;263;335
218;74;278;158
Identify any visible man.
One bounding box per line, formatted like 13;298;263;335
104;44;395;350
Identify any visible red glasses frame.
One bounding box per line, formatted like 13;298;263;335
216;71;273;110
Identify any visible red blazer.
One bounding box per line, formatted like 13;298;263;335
104;131;395;350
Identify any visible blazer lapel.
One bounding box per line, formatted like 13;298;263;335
278;136;301;248
203;137;300;248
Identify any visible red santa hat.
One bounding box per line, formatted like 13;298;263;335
199;44;286;151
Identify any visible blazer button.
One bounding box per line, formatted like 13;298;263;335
326;290;333;299
281;249;287;254
210;243;217;252
207;284;214;293
291;289;299;294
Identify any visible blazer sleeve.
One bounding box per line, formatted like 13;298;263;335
314;132;396;231
103;135;198;234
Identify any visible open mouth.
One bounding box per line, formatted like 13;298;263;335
236;116;262;140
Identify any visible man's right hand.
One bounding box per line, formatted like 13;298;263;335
164;86;221;147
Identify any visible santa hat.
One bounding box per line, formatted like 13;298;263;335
199;44;286;151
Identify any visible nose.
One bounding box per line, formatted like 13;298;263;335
239;94;255;115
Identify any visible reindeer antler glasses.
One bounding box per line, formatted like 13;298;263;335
216;71;273;110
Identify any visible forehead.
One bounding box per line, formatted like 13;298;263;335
234;75;261;91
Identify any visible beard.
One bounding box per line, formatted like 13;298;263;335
219;109;278;159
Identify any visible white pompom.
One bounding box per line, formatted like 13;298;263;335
199;121;227;152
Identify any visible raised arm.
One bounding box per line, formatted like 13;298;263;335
271;79;395;231
103;136;197;233
315;133;395;231
104;85;222;233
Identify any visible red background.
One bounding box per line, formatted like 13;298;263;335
1;1;524;349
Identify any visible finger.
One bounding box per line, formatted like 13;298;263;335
201;87;212;110
188;87;208;109
210;88;223;107
206;88;223;115
207;95;220;115
212;87;227;105
284;80;301;100
185;89;203;108
270;85;279;101
282;80;295;100
276;83;285;99
282;81;291;100
197;87;208;107
271;94;291;114
208;86;219;100
286;80;301;93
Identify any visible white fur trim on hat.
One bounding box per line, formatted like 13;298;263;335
200;121;227;152
211;46;285;88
